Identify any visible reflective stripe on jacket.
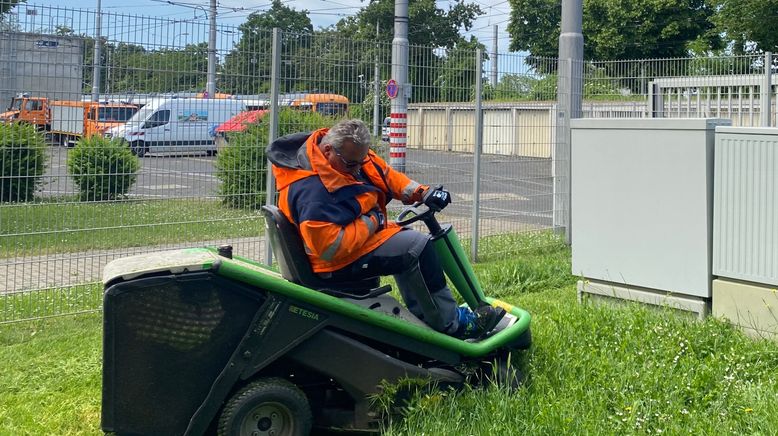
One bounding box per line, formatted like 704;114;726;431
267;128;428;273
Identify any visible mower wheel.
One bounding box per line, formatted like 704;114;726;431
218;377;312;436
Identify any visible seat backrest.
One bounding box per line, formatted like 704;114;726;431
261;205;322;286
261;205;384;296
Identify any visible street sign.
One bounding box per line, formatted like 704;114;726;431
386;79;398;99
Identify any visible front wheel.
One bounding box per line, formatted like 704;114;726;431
218;378;312;436
130;141;147;157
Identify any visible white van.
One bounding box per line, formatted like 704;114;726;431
106;97;248;156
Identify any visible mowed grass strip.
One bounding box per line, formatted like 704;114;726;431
2;233;778;435
0;199;262;258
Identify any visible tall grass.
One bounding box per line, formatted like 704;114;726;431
2;232;778;435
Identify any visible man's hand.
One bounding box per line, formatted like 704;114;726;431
366;208;386;229
423;187;451;212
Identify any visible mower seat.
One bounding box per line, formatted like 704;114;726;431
261;205;391;299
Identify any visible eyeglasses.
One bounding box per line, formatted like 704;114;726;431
332;147;370;169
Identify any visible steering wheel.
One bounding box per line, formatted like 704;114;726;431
395;201;434;226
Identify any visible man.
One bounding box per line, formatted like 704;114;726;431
267;119;504;338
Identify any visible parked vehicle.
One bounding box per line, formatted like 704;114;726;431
50;100;139;147
213;109;268;152
105;97;248;157
282;92;349;116
0;94;50;129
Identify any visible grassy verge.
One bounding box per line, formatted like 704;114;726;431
2;233;778;435
1;284;102;324
0;199;261;258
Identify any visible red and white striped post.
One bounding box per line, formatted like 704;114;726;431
389;112;407;172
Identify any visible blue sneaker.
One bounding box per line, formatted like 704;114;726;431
455;306;506;339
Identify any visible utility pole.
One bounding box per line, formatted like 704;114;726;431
555;0;584;244
205;0;217;97
390;0;409;172
91;0;102;102
491;25;498;87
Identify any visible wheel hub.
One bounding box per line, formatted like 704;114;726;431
242;402;293;436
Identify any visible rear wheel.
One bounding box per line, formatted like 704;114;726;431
130;141;147;157
218;378;312;436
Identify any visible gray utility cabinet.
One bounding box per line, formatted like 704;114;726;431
713;126;778;287
571;118;730;304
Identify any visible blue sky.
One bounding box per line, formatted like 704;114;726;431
52;0;516;53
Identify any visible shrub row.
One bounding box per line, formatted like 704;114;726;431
1;122;139;203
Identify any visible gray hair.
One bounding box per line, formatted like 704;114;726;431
321;119;371;151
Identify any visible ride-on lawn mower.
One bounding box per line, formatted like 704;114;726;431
101;202;532;435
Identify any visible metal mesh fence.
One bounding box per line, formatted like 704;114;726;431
580;55;777;124
1;2;775;323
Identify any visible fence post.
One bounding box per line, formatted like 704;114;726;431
553;59;571;241
264;28;282;266
762;51;773;127
90;0;102;101
471;48;484;262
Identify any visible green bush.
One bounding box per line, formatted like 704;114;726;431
216;109;335;209
0;122;48;202
67;136;140;201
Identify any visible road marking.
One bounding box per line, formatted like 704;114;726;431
456;192;530;202
141;184;189;190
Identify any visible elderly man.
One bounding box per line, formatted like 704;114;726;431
267;118;503;338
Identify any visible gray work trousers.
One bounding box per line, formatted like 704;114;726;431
329;229;460;334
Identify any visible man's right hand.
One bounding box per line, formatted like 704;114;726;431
366;208;385;229
423;187;452;212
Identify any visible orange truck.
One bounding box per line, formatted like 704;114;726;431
0;94;50;129
50;100;139;147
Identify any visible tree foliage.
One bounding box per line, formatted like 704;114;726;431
336;0;484;103
0;0;24;16
108;43;208;93
221;0;313;94
713;0;778;54
507;0;722;63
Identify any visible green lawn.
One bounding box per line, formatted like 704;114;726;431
0;199;262;258
2;233;777;435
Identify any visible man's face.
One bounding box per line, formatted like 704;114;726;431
323;139;369;175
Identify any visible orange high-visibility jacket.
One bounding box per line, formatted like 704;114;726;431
267;128;428;273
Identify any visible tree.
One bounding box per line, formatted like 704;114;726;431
335;0;484;102
1;0;24;16
221;0;313;94
713;0;778;54
0;0;24;30
507;0;722;62
103;42;208;93
435;37;487;102
336;0;482;49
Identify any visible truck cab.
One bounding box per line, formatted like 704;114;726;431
87;104;139;137
0;94;50;129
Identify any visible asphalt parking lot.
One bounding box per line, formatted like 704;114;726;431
40;145;555;226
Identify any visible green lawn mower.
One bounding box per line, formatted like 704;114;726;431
100;202;532;435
